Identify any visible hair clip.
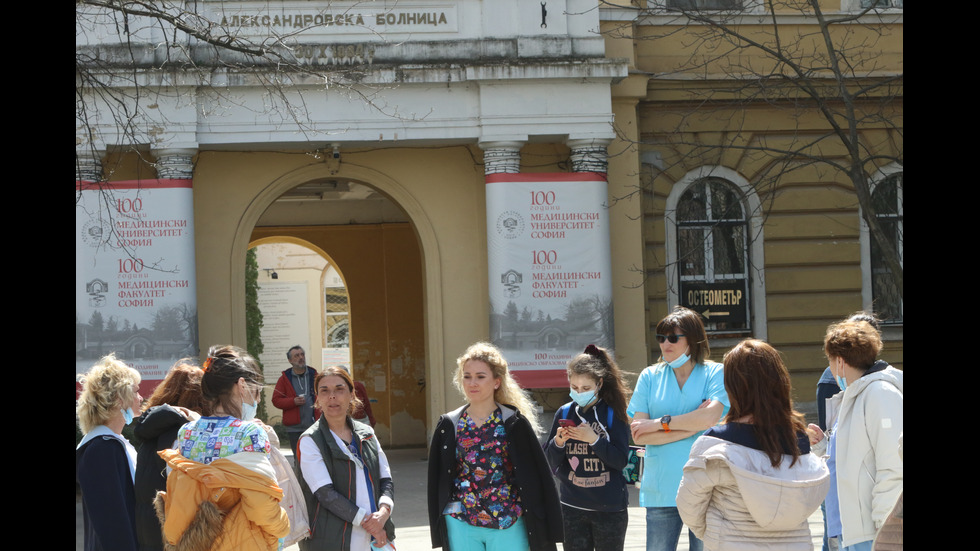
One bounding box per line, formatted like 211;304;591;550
202;357;213;372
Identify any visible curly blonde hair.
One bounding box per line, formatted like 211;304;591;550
454;342;541;434
76;354;141;434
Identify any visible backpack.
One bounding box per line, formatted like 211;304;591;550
558;403;643;486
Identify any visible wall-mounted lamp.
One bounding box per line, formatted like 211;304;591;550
332;143;341;159
263;268;279;279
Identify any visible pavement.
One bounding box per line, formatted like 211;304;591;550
78;445;829;550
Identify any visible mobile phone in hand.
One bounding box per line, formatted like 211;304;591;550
558;419;576;428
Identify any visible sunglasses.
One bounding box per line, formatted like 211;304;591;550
655;334;686;344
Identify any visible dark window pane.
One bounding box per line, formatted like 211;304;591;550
710;182;744;220
871;173;900;214
679;228;706;276
869;172;903;322
678;183;707;222
713;225;745;274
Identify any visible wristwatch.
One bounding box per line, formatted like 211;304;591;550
661;414;672;432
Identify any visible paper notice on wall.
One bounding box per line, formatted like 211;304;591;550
322;347;352;371
485;173;614;388
75;179;197;387
257;281;310;383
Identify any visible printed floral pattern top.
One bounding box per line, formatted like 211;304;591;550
177;416;271;464
450;407;523;529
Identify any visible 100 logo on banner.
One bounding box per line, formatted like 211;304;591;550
532;250;558;264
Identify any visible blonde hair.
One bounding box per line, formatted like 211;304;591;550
76;354;141;434
454;342;541;434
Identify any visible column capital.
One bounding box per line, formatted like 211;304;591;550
479;141;525;175
567;139;610;174
153;148;197;180
75;150;104;182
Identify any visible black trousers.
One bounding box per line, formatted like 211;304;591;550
560;505;628;551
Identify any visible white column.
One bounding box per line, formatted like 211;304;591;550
567;138;610;174
479;141;524;175
76;150;104;182
153;148;197;180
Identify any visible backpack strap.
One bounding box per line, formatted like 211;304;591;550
562;402;614;427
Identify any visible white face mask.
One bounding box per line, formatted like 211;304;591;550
240;382;258;421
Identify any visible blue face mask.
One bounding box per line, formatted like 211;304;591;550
122;407;135;425
665;349;691;369
834;360;848;391
569;387;599;409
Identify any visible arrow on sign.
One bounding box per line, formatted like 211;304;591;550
700;309;730;319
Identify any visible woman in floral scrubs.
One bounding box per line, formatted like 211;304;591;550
427;342;563;551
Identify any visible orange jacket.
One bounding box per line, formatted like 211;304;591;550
155;448;290;551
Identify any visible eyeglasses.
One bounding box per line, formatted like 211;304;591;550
655;334;686;344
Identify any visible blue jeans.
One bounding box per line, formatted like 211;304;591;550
841;541;872;551
645;507;703;551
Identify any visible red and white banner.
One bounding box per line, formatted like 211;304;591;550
486;173;614;388
76;179;198;391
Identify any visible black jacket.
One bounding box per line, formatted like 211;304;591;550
133;405;187;551
77;432;139;551
427;403;563;550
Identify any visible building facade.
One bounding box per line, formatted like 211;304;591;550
76;0;902;445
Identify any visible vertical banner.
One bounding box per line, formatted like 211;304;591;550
486;173;614;388
76;180;198;389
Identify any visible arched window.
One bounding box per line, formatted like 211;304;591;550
862;167;903;324
666;167;766;340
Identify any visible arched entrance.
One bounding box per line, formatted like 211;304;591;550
244;175;433;448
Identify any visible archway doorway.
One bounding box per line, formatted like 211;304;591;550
249;179;428;448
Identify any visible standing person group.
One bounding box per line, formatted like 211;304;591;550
78;344;396;551
79;312;900;551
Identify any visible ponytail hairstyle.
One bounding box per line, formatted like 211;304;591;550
567;345;631;424
455;342;542;434
200;345;264;420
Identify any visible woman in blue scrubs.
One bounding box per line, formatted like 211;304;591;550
627;306;729;551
